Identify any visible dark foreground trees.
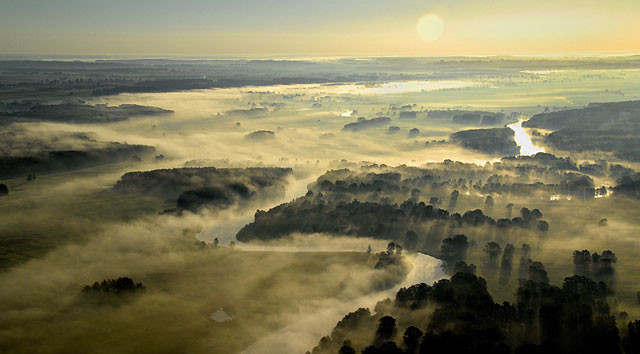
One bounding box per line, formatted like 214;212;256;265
311;267;630;354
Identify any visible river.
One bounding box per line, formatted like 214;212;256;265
507;119;544;156
207;120;536;353
193;174;444;353
241;252;445;354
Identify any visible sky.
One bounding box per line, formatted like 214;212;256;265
0;0;638;57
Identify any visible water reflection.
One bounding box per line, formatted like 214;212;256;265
508;119;544;156
332;80;477;95
211;308;232;322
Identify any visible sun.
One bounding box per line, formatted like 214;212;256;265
417;13;445;41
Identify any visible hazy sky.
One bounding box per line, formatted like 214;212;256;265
1;0;638;57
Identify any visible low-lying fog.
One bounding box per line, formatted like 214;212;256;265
2;63;640;354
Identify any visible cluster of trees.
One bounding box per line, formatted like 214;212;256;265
176;183;255;213
5;57;637;102
477;177;597;200
614;174;640;199
399;111;417;119
428;109;506;124
237;198;423;242
497;153;635;192
114;167;292;212
310;167;493;210
225;107;268;116
524;100;640;131
497;153;634;191
91;76;333;96
438;232;533;285
450;128;520;156
314;171;405;198
0;144;156;179
311;265;637;354
1;103;173;124
408;128;420;138
439;235;469;274
451;112;505;126
386;126;401;135
245;130;276;141
236;196;549;246
374;242;404;269
310;156;612;211
92;78;219;95
500;153;578;172
82;277;145;296
343;117;392;132
573;250;618;289
523;100;640;161
547;129;640;162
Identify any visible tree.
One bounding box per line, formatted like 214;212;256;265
624;320;640;354
518;243;532;279
404;230;418;251
506;203;514;219
529;261;549;283
379;341;402;354
573;250;591;277
454;261;477;274
338;340;356;354
440;235;469;274
387;242;397;254
521;243;531;257
484;241;502;261
592;250;617;288
374;316;397;346
539;304;562;348
448;190;460;211
362;346;380;354
313;336;332;354
484;195;494;215
537;220;549;231
410;188;421;201
500;243;515;285
403;326;423;353
482;241;502;276
530;208;543;220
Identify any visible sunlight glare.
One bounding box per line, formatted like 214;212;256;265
417;13;445;41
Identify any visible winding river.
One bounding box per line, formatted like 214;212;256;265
241;252;445;354
207;117;539;352
240;118;544;352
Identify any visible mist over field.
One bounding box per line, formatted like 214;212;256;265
2;8;640;352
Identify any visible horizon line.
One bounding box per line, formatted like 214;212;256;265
1;52;640;62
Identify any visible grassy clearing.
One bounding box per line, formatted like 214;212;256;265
0;248;383;354
0;163;167;270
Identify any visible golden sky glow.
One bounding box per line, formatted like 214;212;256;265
0;0;638;57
